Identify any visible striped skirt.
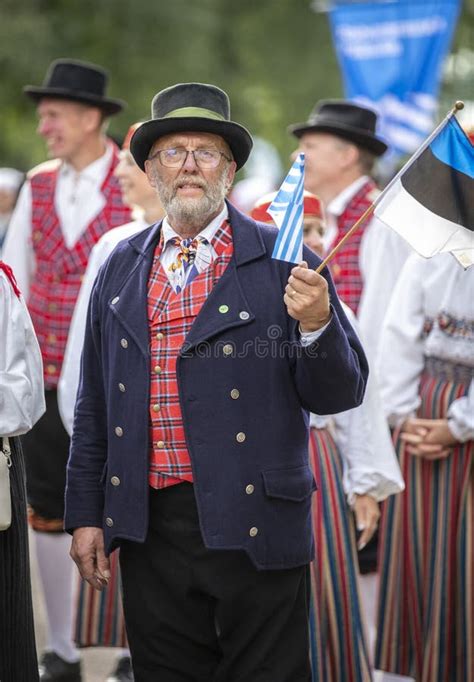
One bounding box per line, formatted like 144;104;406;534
375;362;474;681
74;548;127;647
309;427;372;682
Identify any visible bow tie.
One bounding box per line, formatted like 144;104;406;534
168;236;209;292
168;237;199;271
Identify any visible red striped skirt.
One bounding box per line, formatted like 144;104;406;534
375;361;474;682
309;427;371;682
73;549;127;647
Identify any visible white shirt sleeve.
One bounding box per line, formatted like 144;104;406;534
299;316;332;345
358;216;412;364
0;271;45;436
1;182;35;300
58;239;109;435
448;380;474;443
330;307;404;503
377;254;426;427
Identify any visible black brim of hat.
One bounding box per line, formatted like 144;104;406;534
288;121;388;157
130;117;253;171
23;86;125;116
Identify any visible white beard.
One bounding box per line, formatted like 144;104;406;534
153;170;230;228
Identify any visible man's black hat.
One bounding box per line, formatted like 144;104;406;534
289;100;387;157
130;82;253;171
24;59;125;116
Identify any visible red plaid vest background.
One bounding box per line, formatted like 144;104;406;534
147;220;233;489
28;148;131;388
330;179;378;314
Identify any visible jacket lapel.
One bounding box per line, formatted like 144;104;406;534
108;222;161;358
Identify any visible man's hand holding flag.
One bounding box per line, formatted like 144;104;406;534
269;153;331;332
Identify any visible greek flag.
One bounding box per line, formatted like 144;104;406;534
270;153;305;263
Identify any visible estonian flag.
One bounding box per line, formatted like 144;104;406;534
270;153;305;264
374;115;474;268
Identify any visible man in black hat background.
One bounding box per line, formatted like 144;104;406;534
290;100;411;655
3;58;131;682
65;82;368;681
290;100;411;364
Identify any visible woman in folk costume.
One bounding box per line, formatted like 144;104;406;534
375;253;474;682
251;193;404;681
0;262;45;682
58;122;163;682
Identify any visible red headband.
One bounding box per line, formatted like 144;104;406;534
250;190;322;223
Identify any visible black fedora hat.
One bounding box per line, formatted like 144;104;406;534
130;82;253;171
289;100;387;157
24;59;125;116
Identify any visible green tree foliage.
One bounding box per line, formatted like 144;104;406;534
0;0;471;172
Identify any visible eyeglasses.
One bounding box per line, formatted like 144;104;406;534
148;147;232;169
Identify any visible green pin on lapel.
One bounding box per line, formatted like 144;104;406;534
219;304;229;314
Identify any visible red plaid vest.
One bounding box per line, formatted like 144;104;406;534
147;220;233;489
28;147;131;388
331;179;379;314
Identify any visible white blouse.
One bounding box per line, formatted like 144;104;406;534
377;253;474;440
0;269;45;436
310;303;405;504
323;175;412;364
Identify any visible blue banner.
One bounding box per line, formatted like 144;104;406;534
329;1;461;157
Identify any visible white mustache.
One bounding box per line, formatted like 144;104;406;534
174;176;207;191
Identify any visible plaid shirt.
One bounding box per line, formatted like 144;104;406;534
28;150;130;388
147;219;233;489
331;179;377;314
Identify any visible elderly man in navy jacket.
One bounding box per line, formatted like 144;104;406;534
65;83;368;682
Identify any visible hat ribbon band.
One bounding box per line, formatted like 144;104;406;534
163;107;226;121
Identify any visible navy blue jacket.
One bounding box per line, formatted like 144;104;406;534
65;202;368;570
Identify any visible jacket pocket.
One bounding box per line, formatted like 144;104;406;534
262;465;317;502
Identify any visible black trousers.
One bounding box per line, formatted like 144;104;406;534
119;483;311;682
22;389;70;520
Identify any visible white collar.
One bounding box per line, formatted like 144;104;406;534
162;204;229;246
326;175;370;217
59;140;114;185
